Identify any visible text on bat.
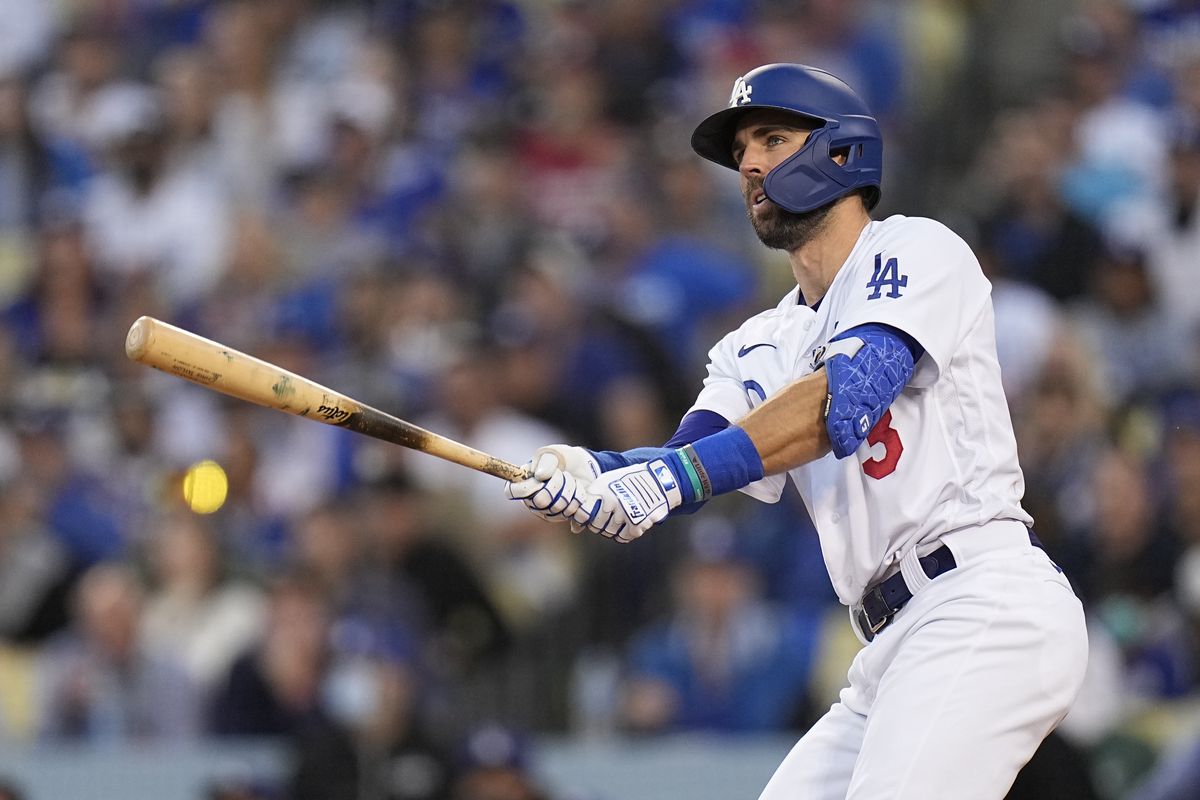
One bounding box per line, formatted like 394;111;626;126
317;404;351;422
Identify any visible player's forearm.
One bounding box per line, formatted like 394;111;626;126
551;371;829;537
738;370;832;475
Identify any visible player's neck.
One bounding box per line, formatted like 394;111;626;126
788;202;871;307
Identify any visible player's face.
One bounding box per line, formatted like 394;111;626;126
732;110;834;251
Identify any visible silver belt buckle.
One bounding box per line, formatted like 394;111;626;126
850;604;884;644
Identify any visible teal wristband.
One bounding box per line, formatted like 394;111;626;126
675;449;706;501
678;444;713;501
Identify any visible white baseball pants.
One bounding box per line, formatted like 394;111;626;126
758;521;1089;800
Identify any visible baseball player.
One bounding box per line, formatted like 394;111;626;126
506;63;1088;799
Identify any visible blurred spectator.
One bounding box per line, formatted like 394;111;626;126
323;42;449;260
203;0;320;205
590;1;682;127
1060;9;1171;231
1006;730;1102;800
140;512;266;693
1067;0;1174;108
0;779;23;800
435;136;536;300
9;196;104;362
1071;244;1192;405
1014;334;1109;549
732;491;836;615
490;245;683;445
976;226;1064;401
1068;449;1191;709
751;0;905;126
1070;449;1180;603
618;521;820;733
518;62;629;248
276;166;382;284
292;501;365;608
599;183;758;376
403;4;513;152
0;476;75;644
36;562;200;741
292;498;430;643
28;18;125;157
1058;4;1170;227
154;45;223;178
15;419;124;568
93;383;173;540
358;472;511;675
0;74;84;254
202;407;291;577
971;97;1106;303
450;724;550;800
1129;727;1200;800
1164;390;1200;673
0;0;60;76
1111;109;1200;356
210;572;358;799
81;84;231;312
327;617;453;800
209;572;334;736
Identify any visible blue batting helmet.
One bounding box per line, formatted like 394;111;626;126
691;63;883;214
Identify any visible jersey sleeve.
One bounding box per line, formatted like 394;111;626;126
687;332;753;421
687;332;788;504
834;219;991;388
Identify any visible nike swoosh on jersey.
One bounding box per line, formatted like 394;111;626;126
737;343;777;357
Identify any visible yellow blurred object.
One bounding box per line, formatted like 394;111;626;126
0;645;38;740
182;460;228;514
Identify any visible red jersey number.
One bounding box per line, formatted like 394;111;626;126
862;409;903;479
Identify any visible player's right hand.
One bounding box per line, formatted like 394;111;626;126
504;445;602;523
566;458;682;543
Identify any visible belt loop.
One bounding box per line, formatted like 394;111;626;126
849;605;872;646
899;546;932;596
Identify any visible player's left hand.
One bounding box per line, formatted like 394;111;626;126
505;445;601;522
570;458;684;542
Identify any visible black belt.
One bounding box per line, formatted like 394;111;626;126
855;531;1046;642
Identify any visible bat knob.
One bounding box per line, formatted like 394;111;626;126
125;316;153;360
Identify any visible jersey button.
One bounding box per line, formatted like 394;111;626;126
831;512;841;523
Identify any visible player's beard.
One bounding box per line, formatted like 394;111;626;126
746;185;835;251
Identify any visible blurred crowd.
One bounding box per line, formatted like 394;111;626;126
1;0;1199;798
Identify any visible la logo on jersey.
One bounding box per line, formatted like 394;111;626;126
866;253;908;300
730;77;753;106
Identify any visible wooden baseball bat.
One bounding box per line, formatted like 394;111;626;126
124;316;528;482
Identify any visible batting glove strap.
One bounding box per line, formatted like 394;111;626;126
608;458;683;524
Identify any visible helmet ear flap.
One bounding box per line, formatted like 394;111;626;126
763;127;852;213
690;63;884;212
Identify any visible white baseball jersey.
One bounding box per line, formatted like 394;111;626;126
689;215;1032;605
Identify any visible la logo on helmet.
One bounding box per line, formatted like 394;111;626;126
729;77;753;107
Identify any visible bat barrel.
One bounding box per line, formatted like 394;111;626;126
124;316;528;482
